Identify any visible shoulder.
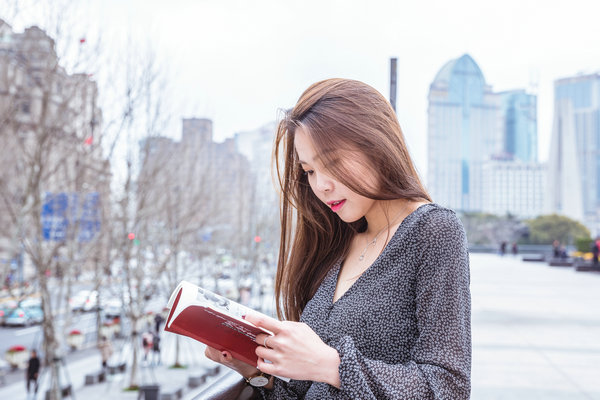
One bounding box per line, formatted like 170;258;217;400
407;203;467;249
413;203;464;232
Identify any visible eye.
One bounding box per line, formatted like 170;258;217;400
302;169;314;177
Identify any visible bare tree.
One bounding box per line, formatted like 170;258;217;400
0;13;107;400
99;40;179;388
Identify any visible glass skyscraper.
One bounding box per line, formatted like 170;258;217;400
428;54;543;218
428;54;502;211
548;73;600;234
500;90;537;163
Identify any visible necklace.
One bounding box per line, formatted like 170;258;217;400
357;202;411;262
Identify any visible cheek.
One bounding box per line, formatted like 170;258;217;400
307;178;324;200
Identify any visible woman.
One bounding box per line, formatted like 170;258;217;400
206;78;471;399
98;335;113;369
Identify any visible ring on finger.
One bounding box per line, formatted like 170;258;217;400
263;336;271;349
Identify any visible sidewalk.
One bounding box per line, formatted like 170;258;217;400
471;253;600;399
0;331;220;400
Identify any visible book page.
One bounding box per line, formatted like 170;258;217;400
195;285;256;322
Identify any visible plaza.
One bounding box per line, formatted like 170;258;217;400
471;253;600;399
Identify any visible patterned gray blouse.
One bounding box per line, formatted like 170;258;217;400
260;203;471;399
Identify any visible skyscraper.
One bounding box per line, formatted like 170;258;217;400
499;90;537;162
548;73;600;234
428;54;503;211
428;54;544;218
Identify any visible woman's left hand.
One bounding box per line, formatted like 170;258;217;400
245;313;341;388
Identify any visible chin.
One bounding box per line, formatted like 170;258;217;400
336;213;362;224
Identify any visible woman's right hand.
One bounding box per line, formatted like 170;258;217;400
204;346;259;379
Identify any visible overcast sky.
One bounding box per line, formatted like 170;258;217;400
4;0;600;178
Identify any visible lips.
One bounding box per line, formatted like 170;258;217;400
327;199;346;212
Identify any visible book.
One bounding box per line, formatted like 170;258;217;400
164;280;273;366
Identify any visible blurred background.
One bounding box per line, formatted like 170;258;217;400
0;0;599;399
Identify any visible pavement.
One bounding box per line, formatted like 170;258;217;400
1;252;599;399
0;330;222;400
471;253;600;399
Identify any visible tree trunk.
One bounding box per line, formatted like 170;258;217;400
40;268;62;400
174;335;181;367
128;320;140;389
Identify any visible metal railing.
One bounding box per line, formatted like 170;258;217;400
193;369;259;400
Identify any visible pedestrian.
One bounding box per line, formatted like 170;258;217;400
204;78;471;398
152;332;161;365
591;238;599;267
97;335;113;369
26;349;40;398
154;313;164;335
142;331;153;362
559;245;568;260
553;239;560;258
500;241;507;256
512;242;518;256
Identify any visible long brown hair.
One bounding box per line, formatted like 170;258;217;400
273;78;431;321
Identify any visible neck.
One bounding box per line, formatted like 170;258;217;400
364;199;411;237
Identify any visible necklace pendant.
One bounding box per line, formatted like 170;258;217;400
358;254;364;261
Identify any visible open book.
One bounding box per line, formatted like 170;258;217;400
165;280;272;366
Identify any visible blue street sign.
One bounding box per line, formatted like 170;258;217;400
41;192;101;242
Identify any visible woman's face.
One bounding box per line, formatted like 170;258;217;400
294;127;378;223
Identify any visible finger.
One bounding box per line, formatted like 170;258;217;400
204;346;218;360
255;345;278;361
256;357;277;375
255;333;275;348
244;312;283;334
220;350;233;362
205;346;231;363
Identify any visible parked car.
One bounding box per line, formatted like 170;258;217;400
103;298;123;319
0;300;18;326
4;301;44;326
69;290;100;312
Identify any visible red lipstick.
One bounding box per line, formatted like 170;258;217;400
327;199;346;212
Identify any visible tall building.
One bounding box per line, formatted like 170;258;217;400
138;118;254;251
0;19;108;279
547;73;600;234
428;54;503;211
428;54;544;218
233;122;280;248
499;90;537;162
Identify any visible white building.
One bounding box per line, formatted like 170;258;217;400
481;157;546;218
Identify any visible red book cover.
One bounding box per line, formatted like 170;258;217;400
164;280;270;366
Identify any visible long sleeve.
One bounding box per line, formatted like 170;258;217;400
326;209;471;399
257;378;311;399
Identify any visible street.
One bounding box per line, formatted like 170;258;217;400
1;312;98;358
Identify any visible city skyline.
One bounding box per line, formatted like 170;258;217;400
2;0;600;180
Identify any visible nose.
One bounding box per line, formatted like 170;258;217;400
314;172;333;193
